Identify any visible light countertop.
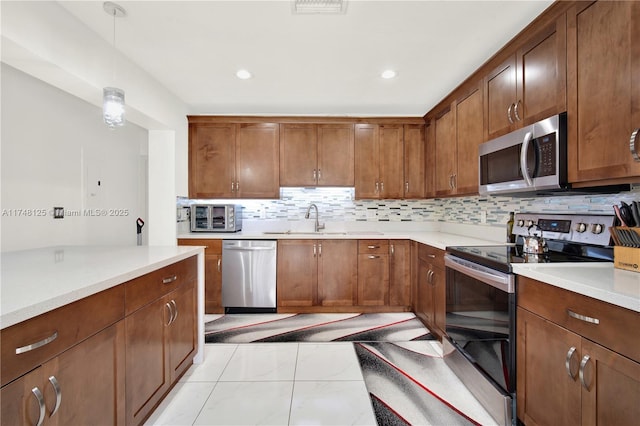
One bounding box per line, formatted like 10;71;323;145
0;245;204;330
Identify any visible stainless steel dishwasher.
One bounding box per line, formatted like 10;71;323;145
222;240;277;313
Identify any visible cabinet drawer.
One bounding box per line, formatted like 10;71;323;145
518;276;640;362
125;256;197;315
358;240;389;254
1;285;125;386
418;244;444;270
178;239;221;255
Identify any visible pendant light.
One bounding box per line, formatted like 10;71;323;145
103;2;126;128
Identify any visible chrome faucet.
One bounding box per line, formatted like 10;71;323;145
305;203;325;232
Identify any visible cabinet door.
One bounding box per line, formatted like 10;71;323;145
280;124;317;186
434;106;456;196
389;240;411;307
517;14;567;125
45;322;125;426
317;240;357;306
580;339;640;426
415;259;434;328
379;124;404;199
167;281;197;383
455;88;483;195
236;123;280;198
354;124;380;199
277;240;317;307
0;367;45;426
403;124;426;198
357;253;389;306
204;253;222;313
567;1;640;183
517;308;581;426
318;124;355;186
425;121;436;198
485;55;517;139
432;266;446;338
188;124;236;198
125;297;170;425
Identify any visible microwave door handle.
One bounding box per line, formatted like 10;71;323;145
520;131;534;187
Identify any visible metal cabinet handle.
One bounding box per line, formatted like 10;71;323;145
217;258;221;272
170;299;178;324
630;128;640;162
48;376;62;417
579;355;591;390
367;245;380;249
313;244;317;257
236;181;240;192
452;174;456;189
405;182;409;193
427;269;434;284
31;387;46;426
565;347;578;380
368;255;380;259
162;275;178;284
313;169;317;181
427;254;436;259
514;100;522;121
507;103;515;124
567;309;600;324
165;302;174;326
375;181;379;193
16;331;58;354
318;243;322;257
449;174;455;189
390;244;394;255
318;169;322;181
380;181;384;192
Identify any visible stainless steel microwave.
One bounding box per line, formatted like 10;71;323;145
190;204;242;232
479;113;567;196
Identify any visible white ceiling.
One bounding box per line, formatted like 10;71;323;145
59;0;554;117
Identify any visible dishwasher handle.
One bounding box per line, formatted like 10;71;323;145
223;246;275;252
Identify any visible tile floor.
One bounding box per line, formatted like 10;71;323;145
145;343;377;425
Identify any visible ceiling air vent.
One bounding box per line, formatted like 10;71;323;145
292;0;348;14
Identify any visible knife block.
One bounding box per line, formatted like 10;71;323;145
614;246;640;272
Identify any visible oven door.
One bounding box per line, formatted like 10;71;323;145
444;254;516;425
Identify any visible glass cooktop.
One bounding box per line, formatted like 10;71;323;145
446;244;613;273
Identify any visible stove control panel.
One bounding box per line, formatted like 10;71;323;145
513;213;615;246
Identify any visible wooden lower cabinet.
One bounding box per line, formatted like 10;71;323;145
357;240;389;306
413;243;445;338
517;277;640;425
125;279;196;425
389;240;411;308
178;239;222;313
1;322;125;426
277;240;357;309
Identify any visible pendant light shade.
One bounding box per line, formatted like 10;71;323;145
103;2;126;128
103;87;125;128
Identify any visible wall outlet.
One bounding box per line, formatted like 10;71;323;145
480;210;487;224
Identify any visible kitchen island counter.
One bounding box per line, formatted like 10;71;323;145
1;245;204;330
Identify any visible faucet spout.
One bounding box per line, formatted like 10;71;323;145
305;203;324;232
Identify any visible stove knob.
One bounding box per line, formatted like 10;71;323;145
576;223;587;233
517;220;525;227
591;223;604;234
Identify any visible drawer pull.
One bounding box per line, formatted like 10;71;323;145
367;245;380;249
31;387;46;426
162;275;178;284
579;355;591;390
427;254;436;258
16;331;58;354
48;376;62;417
567;310;600;324
368;255;380;259
565;346;578;380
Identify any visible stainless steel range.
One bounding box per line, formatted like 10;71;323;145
443;213;615;426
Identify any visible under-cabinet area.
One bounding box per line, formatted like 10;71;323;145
0;248;202;426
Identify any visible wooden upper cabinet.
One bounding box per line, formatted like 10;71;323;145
567;1;640;184
354;124;380;199
455;87;483;195
425;121;436;198
484;13;567;140
403;124;426;198
280;123;354;187
379;125;404;199
317;124;355;186
235;123;280;198
434;106;457;196
354;123;405;199
189;123;236;198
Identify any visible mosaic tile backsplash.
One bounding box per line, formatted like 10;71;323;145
181;186;640;226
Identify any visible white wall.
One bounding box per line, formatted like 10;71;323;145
1;1;190;245
1;64;148;251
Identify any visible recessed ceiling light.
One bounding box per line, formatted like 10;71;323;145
381;70;397;79
236;69;252;80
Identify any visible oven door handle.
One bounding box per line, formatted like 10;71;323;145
444;254;515;293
